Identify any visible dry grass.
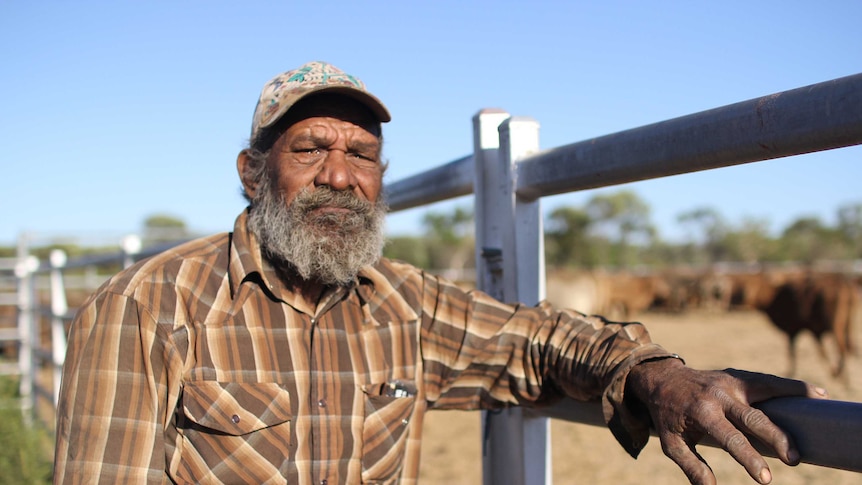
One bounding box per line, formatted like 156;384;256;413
419;309;862;484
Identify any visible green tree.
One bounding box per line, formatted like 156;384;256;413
585;190;655;267
421;207;475;271
837;203;862;258
545;206;594;268
676;207;729;263
383;236;430;268
143;214;189;246
778;216;847;262
721;217;775;263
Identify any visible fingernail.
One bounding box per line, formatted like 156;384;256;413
759;468;772;484
788;448;800;464
815;387;828;397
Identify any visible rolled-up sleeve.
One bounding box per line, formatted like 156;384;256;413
418;274;675;457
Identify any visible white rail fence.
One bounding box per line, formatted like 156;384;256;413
0;73;860;482
0;237;183;421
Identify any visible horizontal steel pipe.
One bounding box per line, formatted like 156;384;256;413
526;396;862;472
43;240;194;272
385;155;474;212
515;73;862;200
755;397;862;472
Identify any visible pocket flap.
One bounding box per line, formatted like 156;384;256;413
182;381;292;436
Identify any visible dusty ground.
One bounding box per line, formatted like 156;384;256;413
418;309;862;485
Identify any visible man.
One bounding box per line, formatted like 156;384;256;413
54;61;827;485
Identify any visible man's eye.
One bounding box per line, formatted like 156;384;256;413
350;152;379;163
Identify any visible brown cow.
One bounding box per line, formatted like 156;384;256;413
696;271;735;312
597;271;671;321
755;271;858;379
545;269;670;321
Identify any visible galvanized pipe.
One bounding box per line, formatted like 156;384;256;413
527;396;862;473
385;155;474;212
515;73;862;200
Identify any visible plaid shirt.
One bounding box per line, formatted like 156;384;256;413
54;210;673;484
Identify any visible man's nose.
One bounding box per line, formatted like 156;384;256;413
315;150;356;191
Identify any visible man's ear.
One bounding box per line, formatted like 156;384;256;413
237;149;260;200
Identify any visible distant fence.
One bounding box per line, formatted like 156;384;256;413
0;237;185;425
1;73;861;483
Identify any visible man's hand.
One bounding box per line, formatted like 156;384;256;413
626;358;829;485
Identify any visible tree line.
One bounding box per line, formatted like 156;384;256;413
384;190;862;271
3;193;861;271
0;214;193;260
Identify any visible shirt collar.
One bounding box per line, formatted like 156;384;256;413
228;209;266;296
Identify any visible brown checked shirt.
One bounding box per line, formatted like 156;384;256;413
54;210;675;484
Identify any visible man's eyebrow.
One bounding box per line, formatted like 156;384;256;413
349;140;380;153
288;132;331;146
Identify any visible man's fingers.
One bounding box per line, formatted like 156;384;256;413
726;400;800;466
660;433;716;485
705;413;774;484
724;369;829;401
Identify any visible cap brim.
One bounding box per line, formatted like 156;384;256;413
258;85;391;134
316;86;391;123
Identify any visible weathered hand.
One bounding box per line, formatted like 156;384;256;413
626;358;828;485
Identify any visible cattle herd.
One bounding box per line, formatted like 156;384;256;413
545;265;861;380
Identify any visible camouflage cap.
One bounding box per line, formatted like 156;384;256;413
250;61;391;146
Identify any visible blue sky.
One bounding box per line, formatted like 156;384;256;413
2;1;860;248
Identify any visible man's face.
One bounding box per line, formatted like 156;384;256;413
242;96;388;285
266;98;384;208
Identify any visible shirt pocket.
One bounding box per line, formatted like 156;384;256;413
360;380;417;483
178;381;293;483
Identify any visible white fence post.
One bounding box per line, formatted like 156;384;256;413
502;116;549;485
474;109;520;485
122;235;142;268
473;108;511;298
477;112;550;485
14;253;38;416
49;249;69;407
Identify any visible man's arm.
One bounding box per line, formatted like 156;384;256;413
624;357;829;485
54;290;180;484
418;275;676;411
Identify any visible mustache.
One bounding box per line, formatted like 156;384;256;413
248;176;387;285
293;187;375;214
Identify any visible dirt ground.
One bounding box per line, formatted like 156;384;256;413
418;309;862;485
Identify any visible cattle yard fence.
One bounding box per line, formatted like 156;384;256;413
1;73;861;483
387;72;862;484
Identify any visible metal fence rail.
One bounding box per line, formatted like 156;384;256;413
515;73;862;199
0;237;191;426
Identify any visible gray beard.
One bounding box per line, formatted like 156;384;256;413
247;175;387;286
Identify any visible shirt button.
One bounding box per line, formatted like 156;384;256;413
318;399;327;408
320;480;328;485
231;414;241;424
